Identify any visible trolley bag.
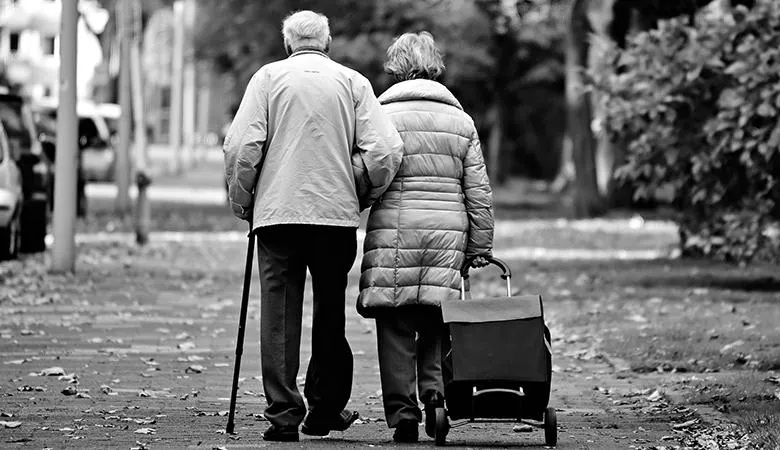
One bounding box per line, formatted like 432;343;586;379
441;257;552;421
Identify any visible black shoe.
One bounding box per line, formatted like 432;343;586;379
301;409;360;436
423;391;446;438
393;420;419;443
263;425;299;442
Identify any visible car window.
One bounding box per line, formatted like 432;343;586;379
79;118;99;140
0;101;32;147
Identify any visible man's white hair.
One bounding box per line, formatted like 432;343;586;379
282;10;330;52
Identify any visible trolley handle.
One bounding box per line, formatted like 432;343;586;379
461;256;512;279
460;256;512;300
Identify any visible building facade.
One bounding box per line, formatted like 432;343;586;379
0;0;106;99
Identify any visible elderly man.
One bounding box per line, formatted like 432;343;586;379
223;10;403;443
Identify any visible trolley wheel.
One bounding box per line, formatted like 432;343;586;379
434;407;448;446
544;407;557;447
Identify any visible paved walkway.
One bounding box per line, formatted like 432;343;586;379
0;234;716;449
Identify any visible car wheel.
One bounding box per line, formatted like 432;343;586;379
20;200;48;253
0;211;21;261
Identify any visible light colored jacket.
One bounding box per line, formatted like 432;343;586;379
357;79;494;318
223;49;403;230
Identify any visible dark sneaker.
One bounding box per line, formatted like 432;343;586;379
262;425;299;442
301;409;360;436
393;419;419;443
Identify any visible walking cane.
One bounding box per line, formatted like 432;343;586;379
226;222;256;434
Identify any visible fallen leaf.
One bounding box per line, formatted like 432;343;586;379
513;424;534;432
185;365;205;374
764;376;780;385
58;374;78;384
4;359;29;365
100;385;113;395
647;390;664;402
133;418;156;425
138;390;151;398
719;340;744;354
243;390;263;397
76;392;91;399
0;412;13;417
40;366;65;376
17;385;45;392
177;342;196;351
0;421;22;428
627;314;648;323
133;427;156;435
672;419;699;429
61;386;78;396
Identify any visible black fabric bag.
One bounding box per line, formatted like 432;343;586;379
441;293;552;421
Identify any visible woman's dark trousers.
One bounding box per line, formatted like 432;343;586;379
375;306;446;427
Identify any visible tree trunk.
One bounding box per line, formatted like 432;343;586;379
486;102;505;185
486;28;515;186
565;0;606;218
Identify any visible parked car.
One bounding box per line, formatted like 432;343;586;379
33;98;115;184
0;92;53;252
0;122;23;260
97;102;120;144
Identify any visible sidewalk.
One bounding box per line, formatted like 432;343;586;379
1;228;770;449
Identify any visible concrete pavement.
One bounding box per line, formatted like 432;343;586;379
0;235;712;449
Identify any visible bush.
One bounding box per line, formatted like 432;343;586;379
588;0;780;263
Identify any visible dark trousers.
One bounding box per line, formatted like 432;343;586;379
255;224;357;428
375;307;446;427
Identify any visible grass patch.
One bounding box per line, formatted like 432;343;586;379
681;372;780;449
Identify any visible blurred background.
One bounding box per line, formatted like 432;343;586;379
0;0;777;264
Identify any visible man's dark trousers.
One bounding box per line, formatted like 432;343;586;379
255;224;357;429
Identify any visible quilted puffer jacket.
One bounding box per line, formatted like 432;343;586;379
357;79;494;318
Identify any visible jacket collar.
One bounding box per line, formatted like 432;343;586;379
289;47;330;59
378;79;463;110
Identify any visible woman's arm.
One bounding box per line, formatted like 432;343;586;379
462;130;495;258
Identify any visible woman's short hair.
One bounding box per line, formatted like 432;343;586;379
282;10;330;52
384;32;445;81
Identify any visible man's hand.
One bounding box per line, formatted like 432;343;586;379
231;202;253;223
470;256;490;268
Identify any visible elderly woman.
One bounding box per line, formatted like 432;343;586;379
356;32;495;443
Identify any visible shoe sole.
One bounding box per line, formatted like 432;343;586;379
301;411;360;436
262;434;299;442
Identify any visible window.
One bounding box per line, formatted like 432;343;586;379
9;33;19;53
42;36;56;56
